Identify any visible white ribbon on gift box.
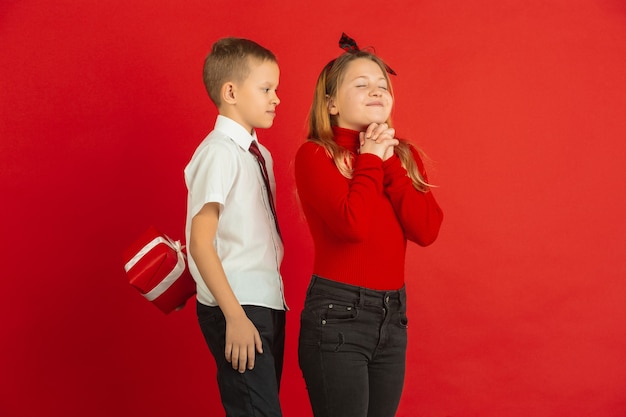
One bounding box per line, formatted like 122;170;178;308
124;236;186;302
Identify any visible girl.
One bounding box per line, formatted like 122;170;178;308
295;35;444;417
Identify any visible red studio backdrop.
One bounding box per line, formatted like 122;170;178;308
1;1;626;416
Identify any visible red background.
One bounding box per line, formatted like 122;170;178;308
2;1;626;416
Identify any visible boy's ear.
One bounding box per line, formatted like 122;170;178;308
326;95;338;115
221;82;237;105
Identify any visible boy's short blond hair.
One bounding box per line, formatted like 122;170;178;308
203;37;277;107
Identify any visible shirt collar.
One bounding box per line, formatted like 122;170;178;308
214;115;258;150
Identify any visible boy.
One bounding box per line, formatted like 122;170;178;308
184;37;286;417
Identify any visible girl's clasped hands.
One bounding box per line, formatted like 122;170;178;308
358;122;399;160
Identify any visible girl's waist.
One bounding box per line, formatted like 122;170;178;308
306;275;406;307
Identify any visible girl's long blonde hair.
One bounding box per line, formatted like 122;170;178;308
308;51;433;192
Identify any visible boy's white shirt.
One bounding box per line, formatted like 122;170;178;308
185;115;286;310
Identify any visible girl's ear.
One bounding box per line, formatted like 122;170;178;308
221;82;237;105
326;94;338;115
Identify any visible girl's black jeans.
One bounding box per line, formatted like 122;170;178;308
298;275;408;417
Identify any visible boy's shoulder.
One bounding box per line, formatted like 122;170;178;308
186;130;244;176
193;129;242;157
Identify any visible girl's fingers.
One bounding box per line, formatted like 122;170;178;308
365;122;388;139
367;125;395;144
375;132;395;144
365;123;379;139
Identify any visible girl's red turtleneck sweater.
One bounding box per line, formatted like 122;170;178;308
295;126;443;290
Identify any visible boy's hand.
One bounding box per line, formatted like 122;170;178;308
359;122;398;160
225;314;263;373
190;204;264;374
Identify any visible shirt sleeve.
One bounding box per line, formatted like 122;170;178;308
382;146;444;246
185;141;238;219
295;142;384;242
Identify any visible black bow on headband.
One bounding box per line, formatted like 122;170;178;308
338;32;397;75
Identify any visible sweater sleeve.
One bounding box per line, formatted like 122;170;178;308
295;142;384;242
382;147;443;246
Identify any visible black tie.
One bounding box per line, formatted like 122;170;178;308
249;141;281;238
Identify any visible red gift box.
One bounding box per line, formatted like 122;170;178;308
123;226;196;314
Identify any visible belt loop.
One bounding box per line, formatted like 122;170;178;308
307;275;319;296
358;287;366;308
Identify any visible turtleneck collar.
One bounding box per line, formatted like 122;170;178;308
332;126;360;153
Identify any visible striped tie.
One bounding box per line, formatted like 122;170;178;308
249;141;281;239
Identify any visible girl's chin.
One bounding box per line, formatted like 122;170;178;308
338;119;389;131
366;114;391;124
366;118;390;126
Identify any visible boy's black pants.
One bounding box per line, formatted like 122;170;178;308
197;302;285;417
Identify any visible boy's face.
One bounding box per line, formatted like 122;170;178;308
228;59;280;133
328;58;393;131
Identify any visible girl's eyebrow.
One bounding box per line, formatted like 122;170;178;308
349;74;387;82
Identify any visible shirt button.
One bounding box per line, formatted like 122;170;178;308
321;319;327;325
328;304;334;308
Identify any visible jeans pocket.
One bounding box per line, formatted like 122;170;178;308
321;302;359;324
